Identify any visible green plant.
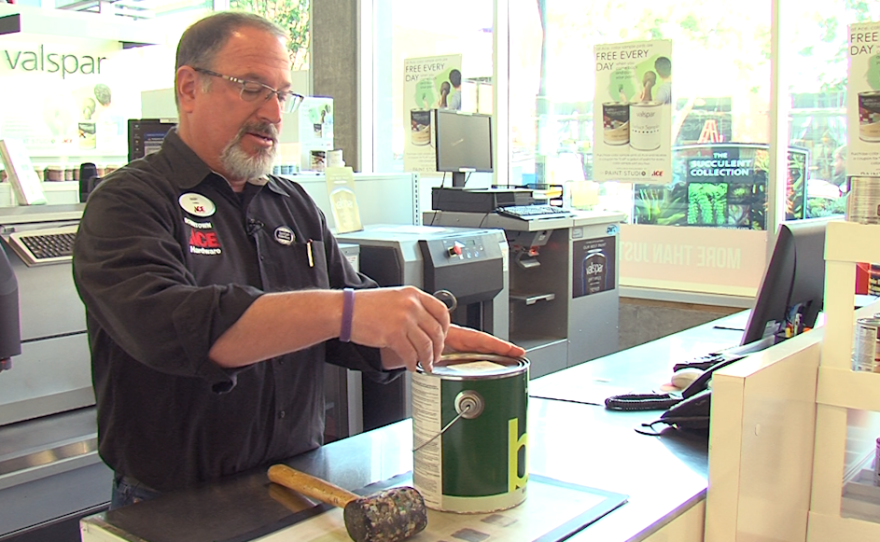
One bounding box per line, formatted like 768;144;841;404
687;183;728;225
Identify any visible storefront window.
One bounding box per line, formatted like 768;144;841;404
373;0;494;174
784;2;880;219
509;0;773;230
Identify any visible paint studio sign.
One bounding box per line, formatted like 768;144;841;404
2;43;110;79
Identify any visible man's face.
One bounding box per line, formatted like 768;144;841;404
833;152;845;174
180;26;291;185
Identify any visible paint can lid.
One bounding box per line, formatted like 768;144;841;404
419;353;529;380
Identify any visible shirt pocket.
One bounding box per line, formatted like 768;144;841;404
262;238;330;292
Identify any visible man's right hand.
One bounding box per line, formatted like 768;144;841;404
348;286;451;373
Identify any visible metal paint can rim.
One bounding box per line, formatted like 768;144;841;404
857;317;880;326
418;353;529;381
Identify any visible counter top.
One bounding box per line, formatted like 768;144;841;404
423;209;625;231
81;313;749;542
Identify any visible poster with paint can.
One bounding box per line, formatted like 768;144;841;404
403;54;462;173
848;22;880;177
298;97;334;171
0;40;140;157
593;39;672;184
572;236;616;298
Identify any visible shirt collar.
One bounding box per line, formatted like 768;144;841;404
161;128;215;190
162;129;288;197
263;175;291;197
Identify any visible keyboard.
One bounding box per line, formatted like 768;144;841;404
496;204;573;220
6;225;78;266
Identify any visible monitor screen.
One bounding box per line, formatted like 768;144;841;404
740;218;834;347
128;119;177;163
435;110;493;187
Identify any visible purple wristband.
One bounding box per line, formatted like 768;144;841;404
340;288;354;342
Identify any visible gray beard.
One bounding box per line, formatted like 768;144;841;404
219;126;278;182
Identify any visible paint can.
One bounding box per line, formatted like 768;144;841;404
859;91;880;143
309;150;326;172
871;267;880;297
410;109;432;146
875;436;880;486
629;101;662;151
78;122;96;149
602;102;629;146
327;149;344;168
852;317;880;373
412;353;529;513
847;177;880;225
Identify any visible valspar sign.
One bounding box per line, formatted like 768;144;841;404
2;43;114;79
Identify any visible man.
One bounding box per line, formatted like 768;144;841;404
653;56;672;105
831;145;847;191
448;69;462;110
72;11;524;508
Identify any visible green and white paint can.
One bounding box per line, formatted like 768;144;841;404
412;353;529;513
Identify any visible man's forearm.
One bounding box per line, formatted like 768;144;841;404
208;290;345;368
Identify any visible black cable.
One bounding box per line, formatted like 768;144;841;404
604;392;682;412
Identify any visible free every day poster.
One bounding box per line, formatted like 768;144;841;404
402;54;462;173
593;39;672;184
848;22;880;177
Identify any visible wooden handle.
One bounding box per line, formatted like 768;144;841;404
268;464;359;509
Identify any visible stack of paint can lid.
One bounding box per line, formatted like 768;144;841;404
847;177;880;224
852;314;880;373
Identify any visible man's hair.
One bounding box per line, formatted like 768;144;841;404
654;56;672;78
174;12;288;106
449;69;462;87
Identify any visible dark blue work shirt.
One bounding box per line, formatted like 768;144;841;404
73;128;387;492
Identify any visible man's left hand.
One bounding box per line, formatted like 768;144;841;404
381;325;525;372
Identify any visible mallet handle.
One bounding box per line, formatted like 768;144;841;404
268;464;359;509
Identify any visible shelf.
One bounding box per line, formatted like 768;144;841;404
825;221;880;265
25;150;126;158
809;220;880;541
510;292;556;305
817;367;880;412
842;469;880;522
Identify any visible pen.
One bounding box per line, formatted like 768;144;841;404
307;240;314;268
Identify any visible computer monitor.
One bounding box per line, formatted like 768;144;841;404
740;218;834;347
128;118;176;162
435;110;493;188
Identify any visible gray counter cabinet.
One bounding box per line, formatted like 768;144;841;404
424;210;625;378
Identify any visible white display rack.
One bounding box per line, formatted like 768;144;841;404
809;221;880;540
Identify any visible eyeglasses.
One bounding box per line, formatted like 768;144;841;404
192;67;304;114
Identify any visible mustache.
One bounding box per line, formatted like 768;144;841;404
237;122;279;143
